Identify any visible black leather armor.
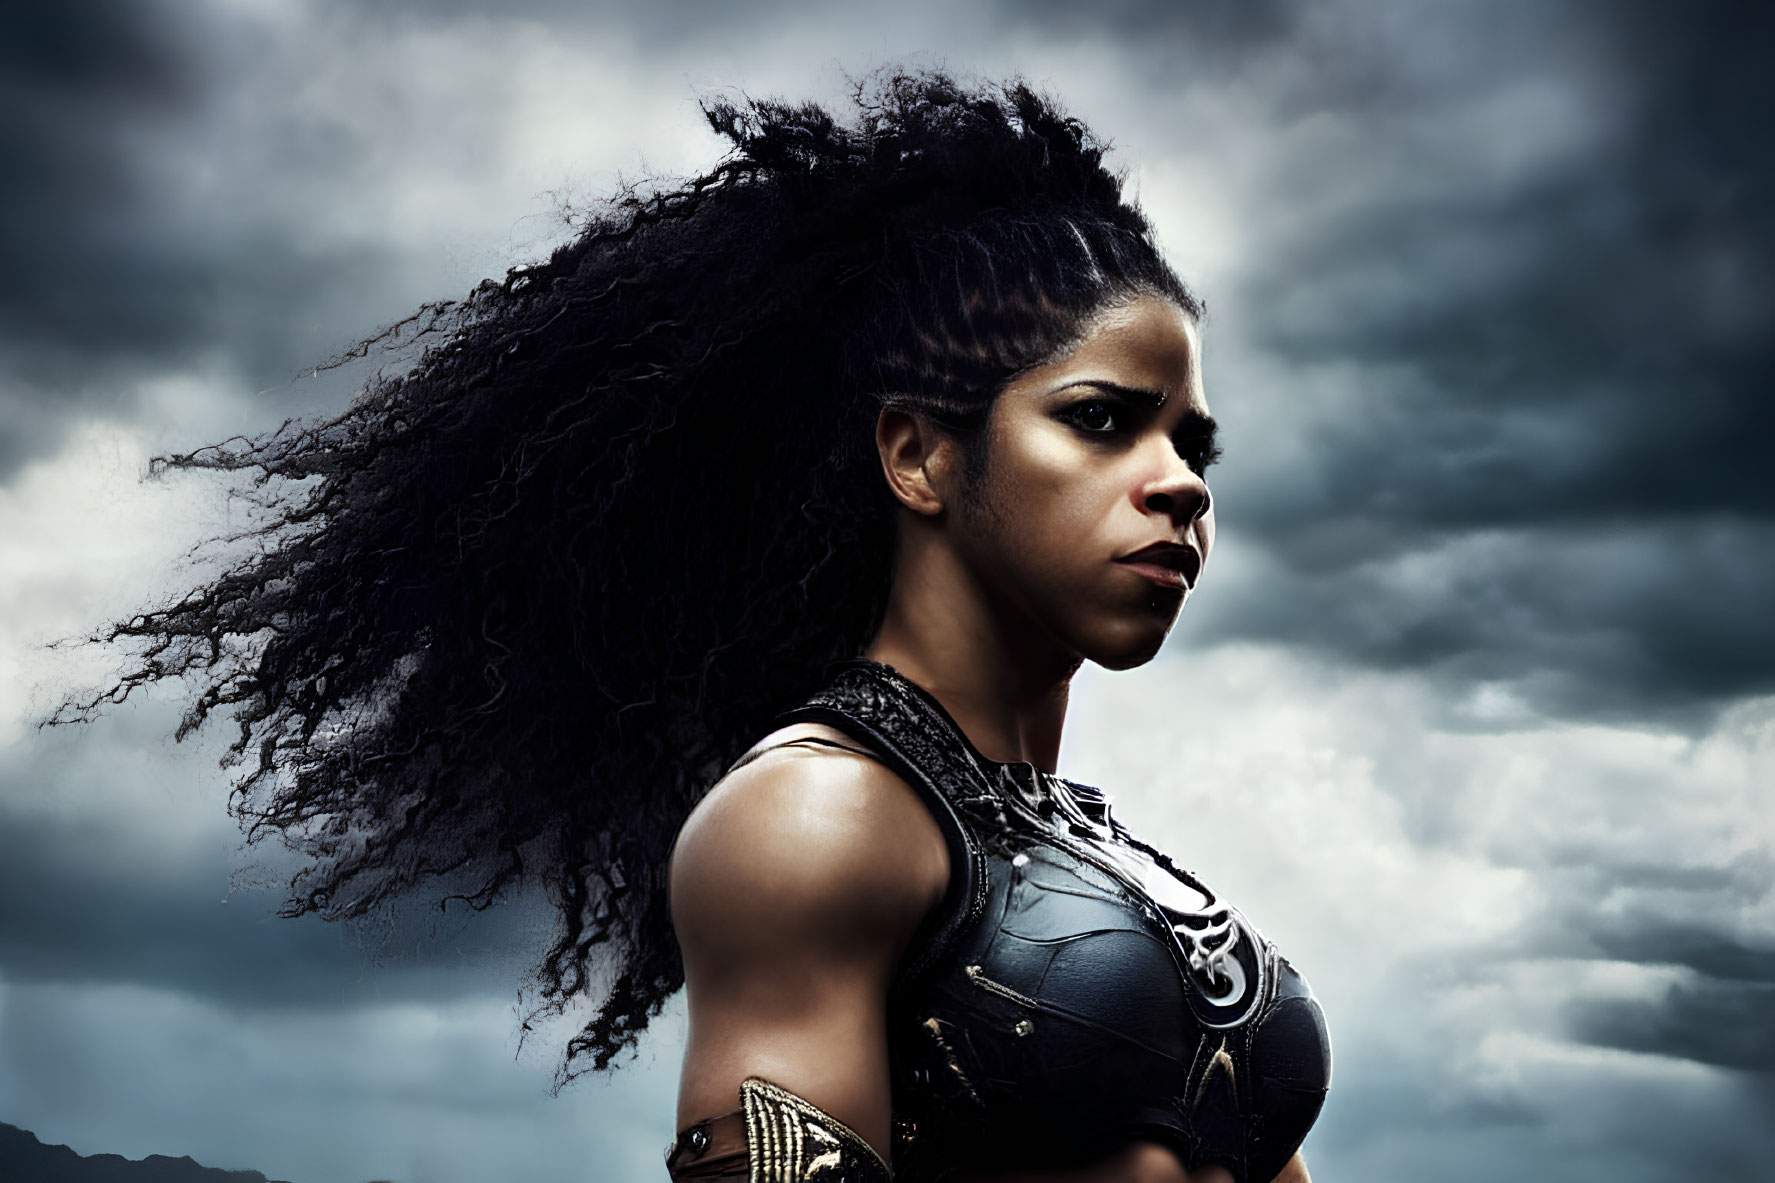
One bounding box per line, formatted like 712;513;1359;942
775;660;1331;1183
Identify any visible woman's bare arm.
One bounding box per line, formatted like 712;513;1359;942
670;729;950;1157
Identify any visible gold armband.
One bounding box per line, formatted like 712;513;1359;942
666;1078;892;1182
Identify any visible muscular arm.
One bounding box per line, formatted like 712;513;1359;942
670;731;950;1158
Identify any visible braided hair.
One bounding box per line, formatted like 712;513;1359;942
58;70;1199;1079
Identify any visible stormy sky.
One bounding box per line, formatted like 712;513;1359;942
2;2;1770;1181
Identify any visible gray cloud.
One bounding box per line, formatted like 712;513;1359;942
0;1;196;473
1575;978;1775;1073
0;2;496;481
0;714;548;1011
1073;648;1775;1183
1189;520;1775;725
1164;0;1775;725
5;2;1773;1180
1585;906;1775;987
1532;854;1775;1073
0;975;688;1183
991;0;1295;52
1323;1001;1775;1181
0;0;1332;483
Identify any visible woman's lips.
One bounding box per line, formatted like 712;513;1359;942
1115;542;1200;591
1116;559;1193;591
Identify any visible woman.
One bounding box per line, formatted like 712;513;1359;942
64;72;1328;1181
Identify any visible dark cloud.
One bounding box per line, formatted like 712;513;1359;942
1519;845;1775;1073
989;0;1295;51
346;0;1298;58
0;2;478;482
0;0;192;472
1574;977;1775;1072
0;807;543;1011
0;0;1339;484
1178;0;1775;725
1587;914;1775;987
2;4;1771;1177
1312;977;1775;1183
0;713;546;1011
338;0;768;41
1189;519;1775;725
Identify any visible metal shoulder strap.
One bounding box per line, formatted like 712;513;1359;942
665;1078;892;1182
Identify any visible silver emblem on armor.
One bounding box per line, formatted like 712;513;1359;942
1022;766;1269;1028
1167;904;1266;1028
1171;905;1240;988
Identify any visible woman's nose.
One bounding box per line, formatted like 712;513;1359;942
1141;449;1211;522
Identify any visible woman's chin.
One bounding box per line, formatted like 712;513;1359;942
1084;620;1176;671
1093;648;1163;672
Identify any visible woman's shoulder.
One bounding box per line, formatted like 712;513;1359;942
668;724;950;961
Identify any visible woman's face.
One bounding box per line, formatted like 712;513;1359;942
954;295;1217;671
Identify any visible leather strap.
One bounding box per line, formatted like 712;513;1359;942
664;1108;747;1180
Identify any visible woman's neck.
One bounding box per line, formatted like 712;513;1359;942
863;533;1079;773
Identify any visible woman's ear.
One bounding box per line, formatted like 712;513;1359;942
875;408;959;517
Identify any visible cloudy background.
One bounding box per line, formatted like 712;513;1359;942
2;1;1771;1180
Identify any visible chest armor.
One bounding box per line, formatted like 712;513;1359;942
777;661;1331;1183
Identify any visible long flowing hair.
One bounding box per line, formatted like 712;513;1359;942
56;70;1198;1078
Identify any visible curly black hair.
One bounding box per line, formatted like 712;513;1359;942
55;70;1198;1079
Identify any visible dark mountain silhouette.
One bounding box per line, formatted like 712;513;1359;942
0;1122;297;1183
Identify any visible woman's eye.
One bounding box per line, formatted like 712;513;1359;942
1064;400;1119;433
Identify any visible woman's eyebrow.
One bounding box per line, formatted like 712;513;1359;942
1055;379;1169;408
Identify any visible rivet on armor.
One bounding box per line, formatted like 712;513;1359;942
1011;853;1030;867
688;1127;709;1153
1013;1019;1034;1037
